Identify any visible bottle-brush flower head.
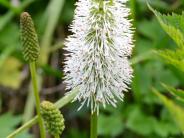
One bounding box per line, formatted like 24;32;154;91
64;0;134;113
40;101;65;136
20;12;40;62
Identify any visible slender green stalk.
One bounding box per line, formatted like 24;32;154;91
29;62;46;138
23;75;42;123
0;92;2;112
130;0;136;28
7;116;38;138
7;88;79;138
40;0;65;64
55;87;79;108
90;111;98;138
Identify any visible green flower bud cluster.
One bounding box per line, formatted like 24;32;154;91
20;12;40;62
40;101;65;136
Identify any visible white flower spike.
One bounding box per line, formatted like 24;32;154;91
64;0;134;114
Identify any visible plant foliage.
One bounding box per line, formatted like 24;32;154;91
149;3;184;134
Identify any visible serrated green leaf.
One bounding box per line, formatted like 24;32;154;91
148;4;184;49
153;88;184;133
156;49;184;72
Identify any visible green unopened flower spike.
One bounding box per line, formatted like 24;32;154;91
20;12;40;62
40;101;65;137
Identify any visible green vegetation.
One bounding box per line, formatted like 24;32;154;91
1;0;184;138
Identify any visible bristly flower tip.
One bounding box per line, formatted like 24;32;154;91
20;12;40;62
64;0;134;114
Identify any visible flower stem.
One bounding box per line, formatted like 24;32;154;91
7;116;38;138
29;62;46;138
90;111;98;138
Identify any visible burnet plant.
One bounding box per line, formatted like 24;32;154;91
20;12;46;138
64;0;134;114
64;0;134;137
7;0;134;138
19;12;65;138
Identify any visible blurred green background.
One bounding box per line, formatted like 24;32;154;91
0;0;184;138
